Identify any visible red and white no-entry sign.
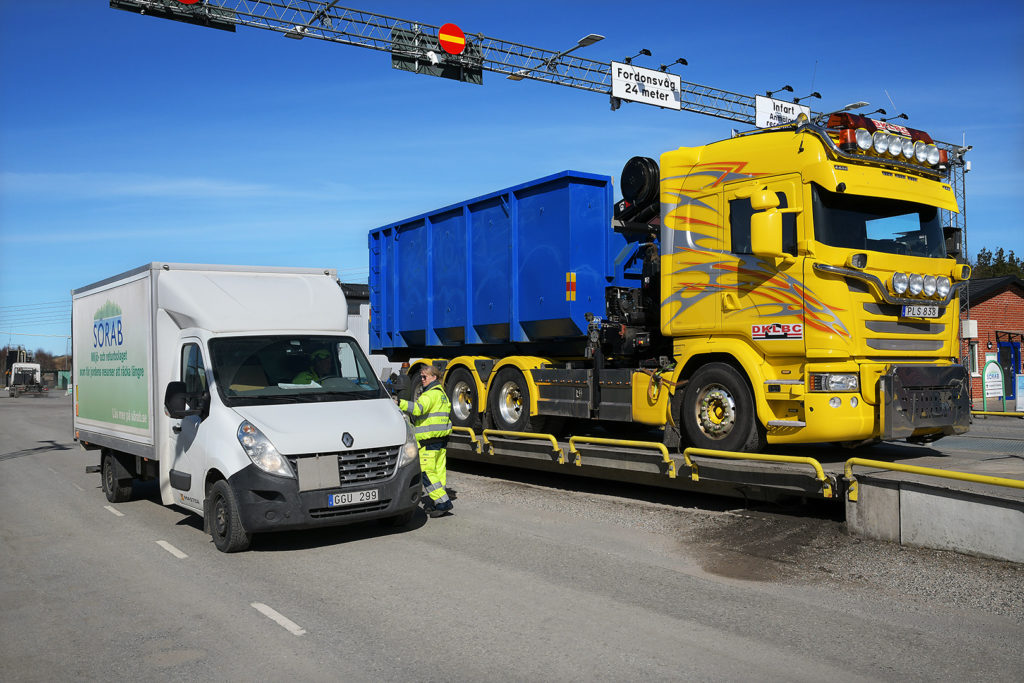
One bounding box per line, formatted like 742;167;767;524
438;23;465;55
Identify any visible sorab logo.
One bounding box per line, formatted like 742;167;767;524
93;301;125;348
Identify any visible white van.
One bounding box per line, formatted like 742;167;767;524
72;263;421;552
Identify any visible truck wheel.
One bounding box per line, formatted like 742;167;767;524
101;451;133;503
682;363;765;452
446;368;482;430
208;480;251;553
487;367;535;432
402;367;424;402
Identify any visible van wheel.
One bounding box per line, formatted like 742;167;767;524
446;368;482;430
682;363;765;452
101;451;133;503
209;480;251;553
487;367;536;433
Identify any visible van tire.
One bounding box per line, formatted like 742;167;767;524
681;362;765;452
101;451;133;503
208;480;251;553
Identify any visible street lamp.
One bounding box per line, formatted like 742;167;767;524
507;33;604;80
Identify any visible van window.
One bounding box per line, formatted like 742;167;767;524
181;343;207;394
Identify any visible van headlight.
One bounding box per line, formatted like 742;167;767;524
398;418;419;468
237;420;294;477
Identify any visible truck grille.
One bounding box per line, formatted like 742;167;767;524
287;446;400;487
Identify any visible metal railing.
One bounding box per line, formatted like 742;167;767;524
568;436;677;478
684;447;833;498
481;429;565;464
844;457;1024;502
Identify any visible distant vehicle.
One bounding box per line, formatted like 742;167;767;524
72;263;421;552
9;362;48;398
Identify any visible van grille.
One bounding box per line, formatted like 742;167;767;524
287;446;399;487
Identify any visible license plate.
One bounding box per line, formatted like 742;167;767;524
901;305;939;318
327;489;378;507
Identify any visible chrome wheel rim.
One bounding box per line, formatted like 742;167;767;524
498;380;523;426
694;384;736;440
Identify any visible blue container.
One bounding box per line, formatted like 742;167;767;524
369;170;639;357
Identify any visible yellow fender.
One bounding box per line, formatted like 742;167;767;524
437;355;493;406
670;338;777;428
486;356;552;416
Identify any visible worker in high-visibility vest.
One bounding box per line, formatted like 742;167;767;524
397;365;454;517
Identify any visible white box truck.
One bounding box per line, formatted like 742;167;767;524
72;263;422;552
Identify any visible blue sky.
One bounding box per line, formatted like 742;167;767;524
2;0;1022;356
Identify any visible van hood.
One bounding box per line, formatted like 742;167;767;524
232;399;406;455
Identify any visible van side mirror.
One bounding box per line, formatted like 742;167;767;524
164;381;202;419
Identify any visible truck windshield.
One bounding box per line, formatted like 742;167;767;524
209;335;387;406
811;184;946;258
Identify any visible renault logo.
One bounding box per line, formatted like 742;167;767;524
342;432;354;448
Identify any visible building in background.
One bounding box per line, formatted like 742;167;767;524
961;276;1024;404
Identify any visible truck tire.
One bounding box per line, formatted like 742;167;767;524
487;367;536;433
681;362;765;452
208;480;251;553
101;451;133;503
446;368;482;430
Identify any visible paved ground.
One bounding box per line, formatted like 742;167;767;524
2;394;1023;680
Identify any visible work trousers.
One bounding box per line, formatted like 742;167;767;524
420;446;450;504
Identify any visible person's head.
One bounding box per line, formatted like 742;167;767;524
420;364;441;386
311;349;331;372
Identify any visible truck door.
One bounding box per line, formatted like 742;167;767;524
723;175;805;359
167;340;207;512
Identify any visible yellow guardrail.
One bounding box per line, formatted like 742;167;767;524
971;411;1024;419
481;429;565;464
568;436;677;479
844;457;1024;502
451;426;481;454
684;447;833;498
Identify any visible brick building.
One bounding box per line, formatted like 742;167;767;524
960;276;1024;404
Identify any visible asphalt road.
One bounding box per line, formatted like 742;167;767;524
2;394;1022;681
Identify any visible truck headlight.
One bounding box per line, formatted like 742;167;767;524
398;418;419;468
237;420;294;477
810;373;860;392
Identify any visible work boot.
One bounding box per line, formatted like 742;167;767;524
428;500;453;518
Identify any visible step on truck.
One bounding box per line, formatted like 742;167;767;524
72;263;422;552
368;113;970;452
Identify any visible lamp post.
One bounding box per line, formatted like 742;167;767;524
507;33;604;81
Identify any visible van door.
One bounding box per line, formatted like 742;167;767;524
168;340;208;512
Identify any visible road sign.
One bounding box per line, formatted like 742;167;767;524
610;61;681;110
755;95;811;128
438;23;465;55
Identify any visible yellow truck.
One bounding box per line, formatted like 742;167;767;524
369;113;970;452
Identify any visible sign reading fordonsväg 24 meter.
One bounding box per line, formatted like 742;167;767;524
611;61;681;110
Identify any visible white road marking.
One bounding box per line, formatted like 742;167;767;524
156;540;188;559
47;467;58;475
251;602;306;636
103;505;124;517
72;483;84;492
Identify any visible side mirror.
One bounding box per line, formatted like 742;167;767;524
751;210;785;259
164;381;201;419
750;189;780;211
943;226;962;258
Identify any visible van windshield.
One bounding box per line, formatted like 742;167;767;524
209;335;387;406
811;184;947;258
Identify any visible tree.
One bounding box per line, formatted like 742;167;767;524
971;247;1024;279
